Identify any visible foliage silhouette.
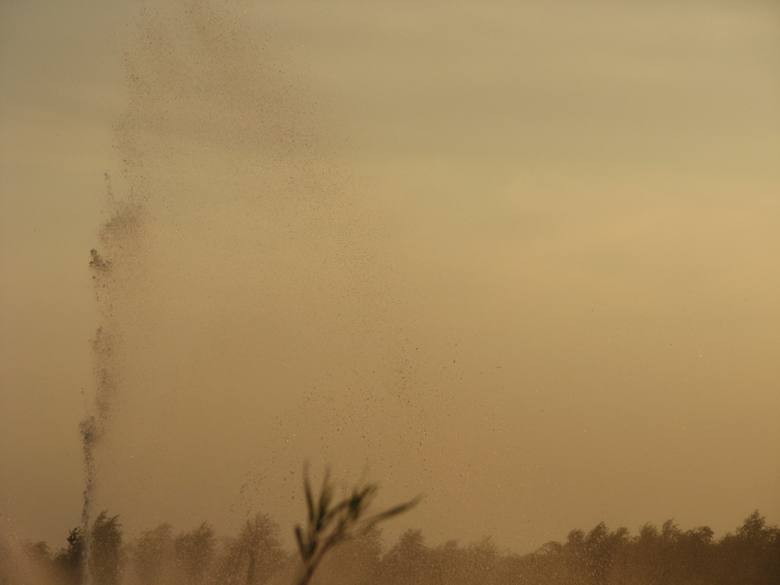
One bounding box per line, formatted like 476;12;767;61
293;463;421;585
218;513;285;585
53;527;85;585
9;509;780;585
173;522;215;585
130;524;174;585
89;512;122;585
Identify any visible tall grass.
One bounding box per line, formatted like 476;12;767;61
294;464;421;585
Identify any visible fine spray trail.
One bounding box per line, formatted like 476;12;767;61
80;0;457;551
82;173;146;581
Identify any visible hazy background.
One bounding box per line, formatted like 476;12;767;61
1;0;778;554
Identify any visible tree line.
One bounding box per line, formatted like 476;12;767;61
3;510;778;585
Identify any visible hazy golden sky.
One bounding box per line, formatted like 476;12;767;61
1;0;779;553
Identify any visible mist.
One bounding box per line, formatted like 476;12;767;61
1;0;779;568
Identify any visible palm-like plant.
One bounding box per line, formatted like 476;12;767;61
294;464;421;585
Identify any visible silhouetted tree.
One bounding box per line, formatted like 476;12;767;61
89;512;123;585
218;513;285;585
556;528;582;583
629;522;662;584
462;536;501;585
674;525;715;585
21;540;51;565
381;529;429;585
131;524;175;585
582;522;613;585
526;540;565;585
430;539;463;585
715;511;780;585
174;523;215;585
7;505;780;585
54;527;85;585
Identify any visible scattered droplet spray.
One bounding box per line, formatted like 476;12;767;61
82;171;146;583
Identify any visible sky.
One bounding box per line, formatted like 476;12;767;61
1;0;779;554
